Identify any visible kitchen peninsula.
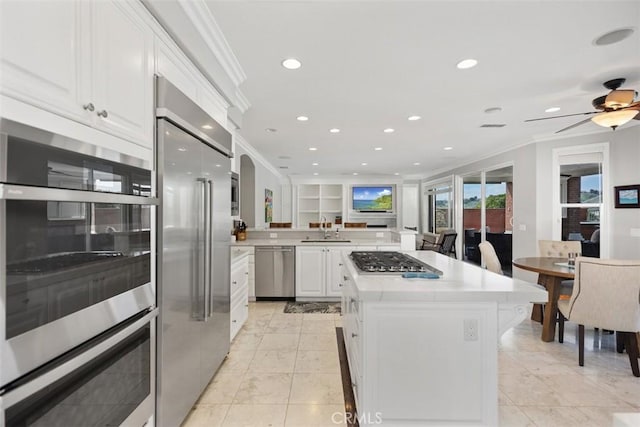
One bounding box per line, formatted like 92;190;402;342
341;250;547;426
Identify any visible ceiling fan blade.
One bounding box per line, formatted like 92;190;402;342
605;89;637;109
525;111;598;122
555;117;594;133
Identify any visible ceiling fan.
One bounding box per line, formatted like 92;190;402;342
525;78;640;133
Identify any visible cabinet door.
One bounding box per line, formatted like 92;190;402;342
295;247;325;297
91;1;153;147
0;0;89;122
327;247;355;297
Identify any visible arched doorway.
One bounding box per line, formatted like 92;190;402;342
240;154;255;227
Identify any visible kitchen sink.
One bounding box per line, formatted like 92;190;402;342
300;239;352;243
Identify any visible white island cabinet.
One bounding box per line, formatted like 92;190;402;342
341;251;547;426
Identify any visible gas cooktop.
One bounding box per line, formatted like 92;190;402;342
349;251;443;276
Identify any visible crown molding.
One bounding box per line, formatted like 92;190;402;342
234;133;286;182
178;0;247;87
235;88;251;113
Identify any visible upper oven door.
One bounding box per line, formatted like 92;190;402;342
0;119;157;387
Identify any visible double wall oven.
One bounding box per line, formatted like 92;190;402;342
0;118;157;426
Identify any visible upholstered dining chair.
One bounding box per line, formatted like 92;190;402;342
538;240;582;258
558;257;640;377
422;229;457;259
478;241;503;274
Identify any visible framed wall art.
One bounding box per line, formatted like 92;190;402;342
265;188;273;221
614;184;640;208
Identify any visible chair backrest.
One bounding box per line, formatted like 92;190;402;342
563;257;640;332
309;222;331;228
478;241;503;274
344;222;367;228
439;231;457;255
538;240;581;258
269;222;292;228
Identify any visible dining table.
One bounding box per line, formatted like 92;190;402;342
512;257;575;342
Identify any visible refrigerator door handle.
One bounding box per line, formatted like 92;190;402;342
206;179;213;319
198;177;209;321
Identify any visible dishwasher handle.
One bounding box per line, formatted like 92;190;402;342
255;246;294;252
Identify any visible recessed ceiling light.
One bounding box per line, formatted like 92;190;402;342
265;128;277;133
215;164;221;167
312;162;318;166
361;162;368;166
296;116;309;121
178;147;187;152
545;107;561;113
443;147;453;151
374;147;383;151
484;107;502;114
394;172;400;176
383;128;395;133
281;58;301;69
352;172;358;175
313;172;319;176
202;124;213;129
407;115;421;121
329;128;340;133
309;147;317;151
187;171;192;175
413;162;420;166
456;58;478;69
594;28;634;46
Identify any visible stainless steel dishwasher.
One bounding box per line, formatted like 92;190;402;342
255;246;295;299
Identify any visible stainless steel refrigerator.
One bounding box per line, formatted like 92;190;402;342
155;77;232;427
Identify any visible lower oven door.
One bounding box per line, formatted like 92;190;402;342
0;308;157;427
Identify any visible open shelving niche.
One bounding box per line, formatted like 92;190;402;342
296;184;344;228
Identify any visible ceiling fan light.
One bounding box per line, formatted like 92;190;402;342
604;90;636;109
591;110;637;129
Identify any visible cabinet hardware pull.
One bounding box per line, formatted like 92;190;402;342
339;283;343;287
339;263;343;266
232;281;237;284
343;276;349;281
97;110;108;118
83;102;95;111
245;304;249;307
232;320;237;323
351;332;358;338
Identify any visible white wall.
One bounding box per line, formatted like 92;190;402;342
535;126;640;259
420;125;640;280
234;135;286;228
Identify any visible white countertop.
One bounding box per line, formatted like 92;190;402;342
232;239;400;247
344;250;548;304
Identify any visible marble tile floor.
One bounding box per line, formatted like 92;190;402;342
182;302;640;427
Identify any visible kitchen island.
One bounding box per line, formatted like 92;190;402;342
340;250;547;426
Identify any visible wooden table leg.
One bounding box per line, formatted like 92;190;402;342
538;274;563;342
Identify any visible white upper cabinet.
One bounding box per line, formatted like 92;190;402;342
0;1;86;122
0;0;153;149
90;1;153;147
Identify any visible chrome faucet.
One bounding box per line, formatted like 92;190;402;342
320;216;330;239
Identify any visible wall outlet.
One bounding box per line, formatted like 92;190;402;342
518;224;527;231
376;232;384;238
464;319;479;341
269;233;278;238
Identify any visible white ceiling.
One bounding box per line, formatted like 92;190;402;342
203;0;640;178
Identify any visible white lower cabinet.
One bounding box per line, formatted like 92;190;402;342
296;246;357;299
230;247;250;341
